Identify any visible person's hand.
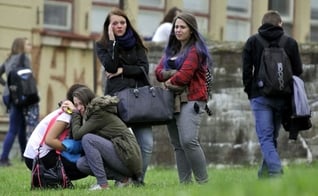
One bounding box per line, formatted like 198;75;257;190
108;23;115;41
164;79;185;92
61;100;76;114
62;139;82;153
106;67;123;79
161;70;177;80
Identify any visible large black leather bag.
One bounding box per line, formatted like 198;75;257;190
31;155;73;189
116;68;174;125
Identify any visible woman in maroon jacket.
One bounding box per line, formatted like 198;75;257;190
155;12;212;184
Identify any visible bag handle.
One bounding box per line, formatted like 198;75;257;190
139;67;152;86
38;110;65;154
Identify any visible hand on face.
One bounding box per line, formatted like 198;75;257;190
108;23;115;41
109;15;127;38
61;100;75;114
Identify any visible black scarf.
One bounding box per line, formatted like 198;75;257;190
116;28;136;49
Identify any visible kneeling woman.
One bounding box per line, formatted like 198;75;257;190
62;87;142;190
23;84;88;182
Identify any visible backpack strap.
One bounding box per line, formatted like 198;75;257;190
255;34;269;48
278;35;288;48
18;53;25;68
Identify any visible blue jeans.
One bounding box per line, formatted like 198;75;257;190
167;101;208;184
130;125;153;182
1;104;26;160
250;96;286;177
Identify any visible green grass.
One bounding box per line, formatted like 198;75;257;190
0;159;317;196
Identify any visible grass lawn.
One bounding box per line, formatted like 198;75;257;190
0;159;317;196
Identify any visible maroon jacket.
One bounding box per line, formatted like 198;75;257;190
155;46;207;101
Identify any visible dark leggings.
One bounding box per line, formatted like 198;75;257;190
24;150;87;181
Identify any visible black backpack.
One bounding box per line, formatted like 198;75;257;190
256;34;293;97
7;54;40;107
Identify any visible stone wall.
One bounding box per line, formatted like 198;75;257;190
146;41;318;166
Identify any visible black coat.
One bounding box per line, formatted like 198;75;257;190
242;23;303;99
96;41;149;95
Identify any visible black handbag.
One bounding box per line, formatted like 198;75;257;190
31;154;73;189
30;110;73;189
116;67;174;125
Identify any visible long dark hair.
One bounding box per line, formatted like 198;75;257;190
66;84;88;101
160;7;181;24
97;7;147;51
72;87;96;108
163;13;212;70
7;37;27;61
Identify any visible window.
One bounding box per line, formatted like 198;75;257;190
94;0;119;3
311;0;318;24
138;0;164;8
311;0;318;42
183;0;209;14
227;0;251;17
44;0;72;31
138;10;163;39
225;19;250;41
183;0;210;37
269;0;294;23
138;0;165;39
195;16;208;36
226;0;251;41
91;6;112;33
91;0;119;33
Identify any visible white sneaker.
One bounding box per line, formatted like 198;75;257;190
115;178;132;188
89;184;109;191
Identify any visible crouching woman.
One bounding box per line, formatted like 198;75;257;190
62;87;142;190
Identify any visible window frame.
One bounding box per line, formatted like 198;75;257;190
43;0;72;31
227;0;251;18
268;0;294;23
311;0;318;25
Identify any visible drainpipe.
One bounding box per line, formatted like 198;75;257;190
119;0;124;10
93;41;97;93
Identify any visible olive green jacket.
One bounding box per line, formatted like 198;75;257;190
71;95;142;178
